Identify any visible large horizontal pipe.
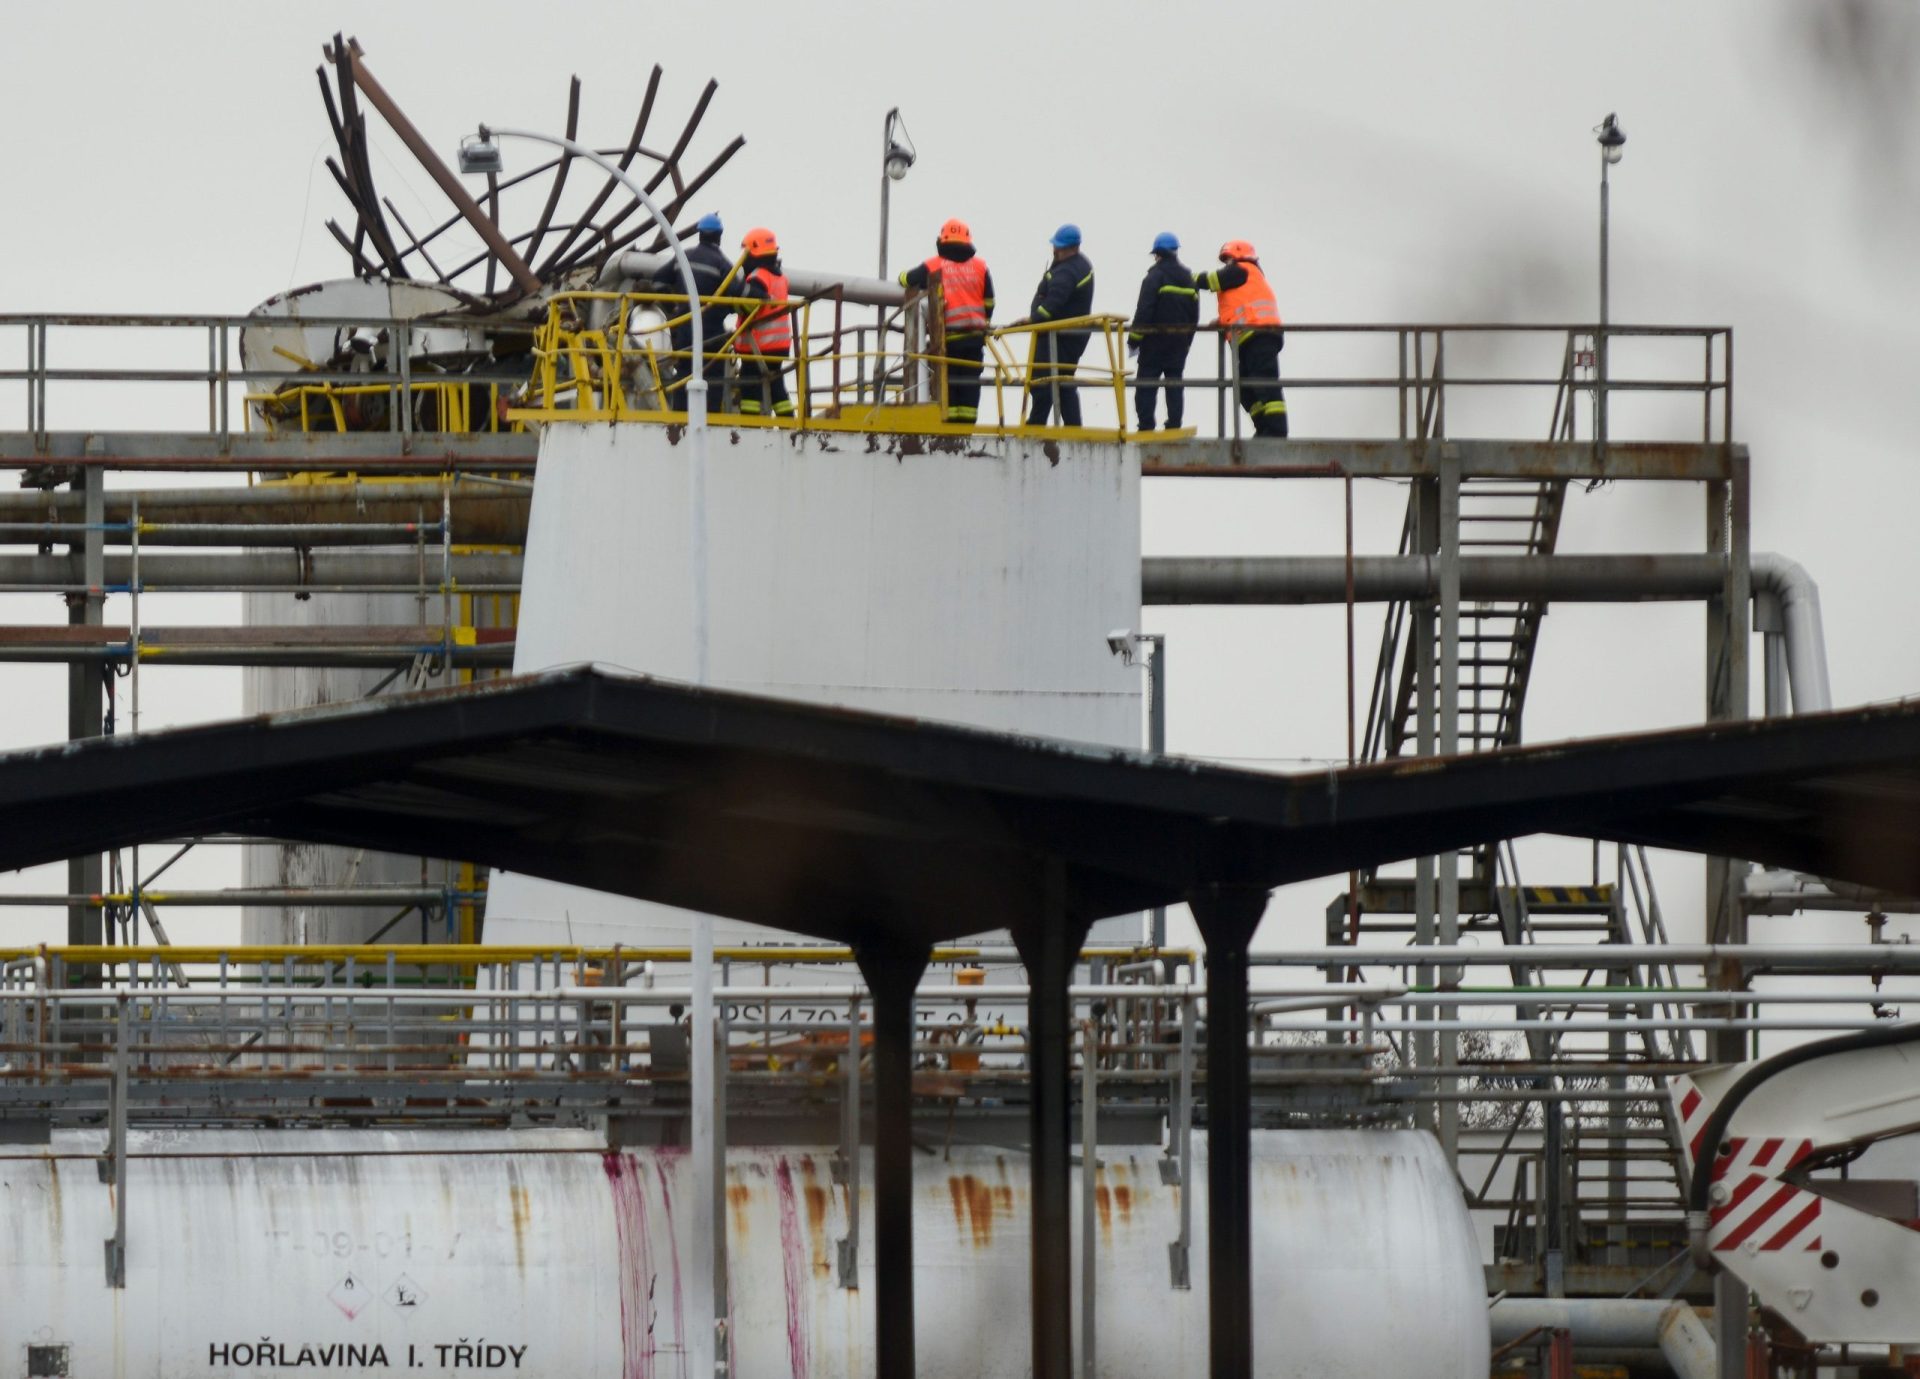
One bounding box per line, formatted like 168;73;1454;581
0;480;529;547
1490;1299;1713;1379
612;252;908;308
1143;554;1728;605
0;550;522;590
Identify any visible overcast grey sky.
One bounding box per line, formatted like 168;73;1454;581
2;1;1917;953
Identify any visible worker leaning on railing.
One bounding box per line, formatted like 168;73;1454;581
734;226;795;417
899;218;996;426
1012;223;1096;428
1195;239;1288;438
644;211;737;416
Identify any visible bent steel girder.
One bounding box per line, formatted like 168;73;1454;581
312;38;744;301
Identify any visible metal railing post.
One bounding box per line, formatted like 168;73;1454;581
104;992;129;1288
1164;988;1194;1289
1079;1016;1099;1377
837;993;861;1287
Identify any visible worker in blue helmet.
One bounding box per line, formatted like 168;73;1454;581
1015;223;1096;427
1126;233;1198;432
646;211;738;413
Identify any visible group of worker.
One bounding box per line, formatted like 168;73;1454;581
649;213;1289;438
902;219;1288;437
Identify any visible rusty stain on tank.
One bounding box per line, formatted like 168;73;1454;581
1113;1182;1135;1223
798;1156;831;1278
727;1182;754;1241
508;1179;530;1275
1094;1177;1112;1238
946;1174;1004;1247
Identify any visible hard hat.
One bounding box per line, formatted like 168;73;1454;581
1050;223;1082;249
696;212;724;236
742;227;779;257
1219;239;1258;262
1151;232;1180;254
938;218;973;246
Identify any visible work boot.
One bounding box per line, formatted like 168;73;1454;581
1135;420;1156;433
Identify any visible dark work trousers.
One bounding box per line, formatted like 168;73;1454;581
1028;330;1090;427
942;333;987;424
735;348;794;417
1235;329;1288;437
1133;337;1194;431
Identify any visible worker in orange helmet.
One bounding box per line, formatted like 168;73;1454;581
898;218;996;426
1194;239;1287;437
733;227;795;418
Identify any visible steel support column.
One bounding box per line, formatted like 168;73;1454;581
1705;455;1751;1379
1435;445;1462;1163
855;944;931;1379
1187;879;1271;1379
66;468;104;948
1013;864;1092;1379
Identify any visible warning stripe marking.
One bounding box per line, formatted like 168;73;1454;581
1718;1182;1803;1251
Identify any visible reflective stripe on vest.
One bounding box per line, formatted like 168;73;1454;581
925;255;990;334
1217;261;1281;332
738;268;792;354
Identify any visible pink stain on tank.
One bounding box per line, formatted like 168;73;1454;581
654;1157;688;1369
603;1152;655;1379
773;1159;811;1379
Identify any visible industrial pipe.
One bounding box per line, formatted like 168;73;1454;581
1142;554;1725;605
0;481;529;547
1489;1299;1714;1379
0;551;522;590
1751;552;1831;713
613;251;909;308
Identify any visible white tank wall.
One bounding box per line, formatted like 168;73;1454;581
0;1127;1486;1378
485;424;1144;950
241;587;446;945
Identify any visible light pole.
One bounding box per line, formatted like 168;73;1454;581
877;107;915;279
460;123;723;1379
1595;113;1625;451
1108;630;1168;946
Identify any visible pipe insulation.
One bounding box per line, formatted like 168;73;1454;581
1489;1299;1714;1379
612;251;908;307
0;551;523;589
1142;554;1726;605
1751;552;1832;713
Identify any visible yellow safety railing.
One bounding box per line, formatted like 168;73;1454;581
247;377;526;437
506;290;1146;439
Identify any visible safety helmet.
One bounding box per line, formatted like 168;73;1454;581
1151;232;1180;254
938;218;973;246
1219;239;1257;262
742;227;779;257
1050;223;1082;249
696;212;724;236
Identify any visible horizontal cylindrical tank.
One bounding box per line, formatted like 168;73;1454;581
1;1127;1484;1378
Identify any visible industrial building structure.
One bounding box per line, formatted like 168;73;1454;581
3;35;1919;1379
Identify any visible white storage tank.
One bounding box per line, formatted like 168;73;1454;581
0;1127;1487;1378
483;423;1144;950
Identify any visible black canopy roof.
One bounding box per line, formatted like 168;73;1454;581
4;666;1918;945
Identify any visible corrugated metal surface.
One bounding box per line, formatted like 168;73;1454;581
0;1127;1485;1378
485;424;1143;950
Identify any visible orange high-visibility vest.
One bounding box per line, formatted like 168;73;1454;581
924;255;990;334
1217;260;1281;332
737;267;792;355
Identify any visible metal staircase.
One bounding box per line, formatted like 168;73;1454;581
1339;339;1698;1296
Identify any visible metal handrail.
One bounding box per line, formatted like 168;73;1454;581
1;310;1736;447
